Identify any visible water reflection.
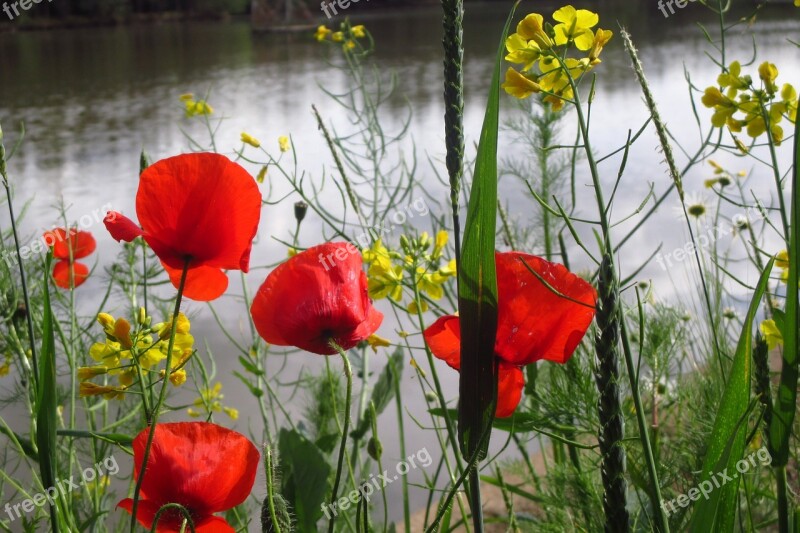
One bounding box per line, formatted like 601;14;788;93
0;2;798;525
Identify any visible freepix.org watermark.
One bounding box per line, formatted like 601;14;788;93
320;0;368;19
2;0;53;21
657;0;699;18
4;455;120;522
321;447;432;519
661;446;771;516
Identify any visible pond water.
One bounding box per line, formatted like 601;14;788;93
0;2;798;528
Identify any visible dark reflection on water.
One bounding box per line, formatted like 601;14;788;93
0;2;798;526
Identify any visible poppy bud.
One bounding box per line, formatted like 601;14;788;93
261;493;292;533
294;201;308;223
367;436;383;461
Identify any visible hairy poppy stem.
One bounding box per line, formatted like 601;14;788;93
149;503;196;533
131;257;191;533
327;340;353;533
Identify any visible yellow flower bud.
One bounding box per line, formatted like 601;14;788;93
77;366;108;380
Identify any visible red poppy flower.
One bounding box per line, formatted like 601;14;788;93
103;153;262;301
43;228;96;289
250;242;384;355
118;422;259;532
423;251;596;417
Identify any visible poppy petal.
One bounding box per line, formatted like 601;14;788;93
494;252;596;366
162;262;229;302
131;422;259;518
250;242;383;355
47;228;96;260
422;315;461;370
52;260;89;289
136;153;261;272
105;211;144;242
495;363;525;418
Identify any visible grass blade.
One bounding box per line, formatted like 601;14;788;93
457;0;518;462
36;253;60;532
768;98;800;531
689;257;774;532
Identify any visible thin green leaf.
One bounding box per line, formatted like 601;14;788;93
36;252;59;532
689;257;774;532
769;103;800;467
457;0;519;459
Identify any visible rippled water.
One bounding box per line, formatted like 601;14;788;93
0;2;798;527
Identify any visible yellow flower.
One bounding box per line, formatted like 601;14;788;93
118;369;136;387
241;132;261;148
352;25;366;38
188;382;237;419
89;341;121;368
179;93;194;102
775;250;789;270
504;33;541;72
759;319;783;350
332;31;344;42
502;68;541;99
758;62;779;95
367;263;404;301
552;5;599;51
407;300;429;314
168;369;187;387
717;61;749;99
516;13;553;50
79;382;126;400
438;258;457;278
363;239;392;267
416;268;444;300
432;230;449;259
77;366;108;380
588;28;613;65
257;165;268;184
0;358;10;377
279;136;291;152
314;25;332;42
140;348;166;369
343;40;356;51
113;318;132;349
97;312;115;333
366;334;391;353
701;87;738;128
183;98;213;118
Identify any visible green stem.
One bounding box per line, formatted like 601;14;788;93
130;257;190;533
328;340;353;533
777;466;789;533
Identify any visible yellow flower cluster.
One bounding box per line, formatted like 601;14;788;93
187;382;239;420
702;61;797;144
363;231;456;313
79;310;194;399
179;93;214;118
0;355;10;377
314;23;367;52
703;160;746;189
502;6;613;110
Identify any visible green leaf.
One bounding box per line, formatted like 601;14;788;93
351;348;404;439
36;252;59;532
769;103;800;467
457;1;518;459
278;428;331;531
689;258;774;532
